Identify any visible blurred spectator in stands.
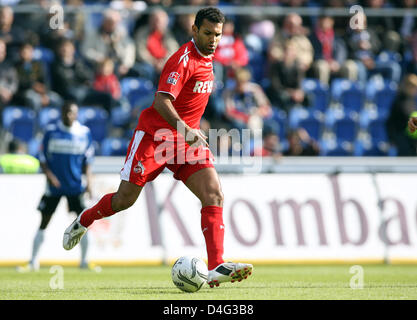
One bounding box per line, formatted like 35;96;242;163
266;40;309;111
0;5;28;60
144;0;173;6
362;0;395;45
223;67;276;134
268;13;313;73
0;38;17;113
0;139;39;174
246;17;275;47
252;130;282;160
13;42;63;111
134;7;178;83
386;74;417;156
394;0;416;45
173;13;195;46
14;0;50;46
323;0;351;37
213;18;249;85
375;30;403;76
405;27;417;76
310;15;357;84
81;9;135;79
281;0;307;5
40;0;86;53
93;57;121;101
51;39;115;112
283;128;320;156
244;17;275;82
65;0;86;43
348;11;401;84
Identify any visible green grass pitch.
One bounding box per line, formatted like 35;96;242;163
1;265;417;300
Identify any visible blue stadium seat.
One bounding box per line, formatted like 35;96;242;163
2;106;36;142
110;105;132;127
319;137;353;156
367;79;397;120
368;119;388;145
331;79;365;113
38;106;61;129
78;106;109;144
121;77;155;109
100;137;129;156
302;78;330;112
289;107;323;141
271;108;287;141
333;114;357;143
246;47;266;83
33;47;55;65
355;140;390;156
27;137;42;158
86;11;103;30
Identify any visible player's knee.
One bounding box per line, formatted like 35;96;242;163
203;188;224;207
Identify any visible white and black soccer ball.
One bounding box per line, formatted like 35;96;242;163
171;256;208;293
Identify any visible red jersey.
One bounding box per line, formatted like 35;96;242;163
136;39;214;140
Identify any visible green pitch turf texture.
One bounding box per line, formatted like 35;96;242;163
1;265;417;300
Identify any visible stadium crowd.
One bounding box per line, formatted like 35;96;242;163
1;0;417;158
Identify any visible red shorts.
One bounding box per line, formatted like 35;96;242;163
120;130;215;187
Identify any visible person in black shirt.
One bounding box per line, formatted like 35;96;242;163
51;39;115;112
386;74;417;156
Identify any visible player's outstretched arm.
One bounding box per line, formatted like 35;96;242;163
153;92;208;147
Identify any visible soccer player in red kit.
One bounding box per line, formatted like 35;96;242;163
63;7;253;287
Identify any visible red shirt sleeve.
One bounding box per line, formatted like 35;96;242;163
157;46;193;100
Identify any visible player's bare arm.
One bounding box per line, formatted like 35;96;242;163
408;116;417;133
153;92;208;147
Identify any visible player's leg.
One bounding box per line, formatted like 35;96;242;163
19;195;60;272
63;181;142;250
184;167;224;267
183;167;253;287
67;194;91;269
63;130;154;250
79;180;143;228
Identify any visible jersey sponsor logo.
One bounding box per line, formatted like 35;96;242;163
178;46;190;67
47;138;88;155
167;72;180;85
133;161;145;175
193;80;213;94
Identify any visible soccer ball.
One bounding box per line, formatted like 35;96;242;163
171;256;208;293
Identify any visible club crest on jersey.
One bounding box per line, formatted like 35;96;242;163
133;161;145;175
167;72;180;85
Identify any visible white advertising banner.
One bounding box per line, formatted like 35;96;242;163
1;172;417;265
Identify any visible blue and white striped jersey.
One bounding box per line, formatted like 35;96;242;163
39;120;94;196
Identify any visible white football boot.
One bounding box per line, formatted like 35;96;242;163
63;211;88;250
207;262;253;288
16;262;39;273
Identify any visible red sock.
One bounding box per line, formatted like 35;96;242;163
80;193;116;228
201;206;225;270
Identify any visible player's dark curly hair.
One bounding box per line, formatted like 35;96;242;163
194;7;225;29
